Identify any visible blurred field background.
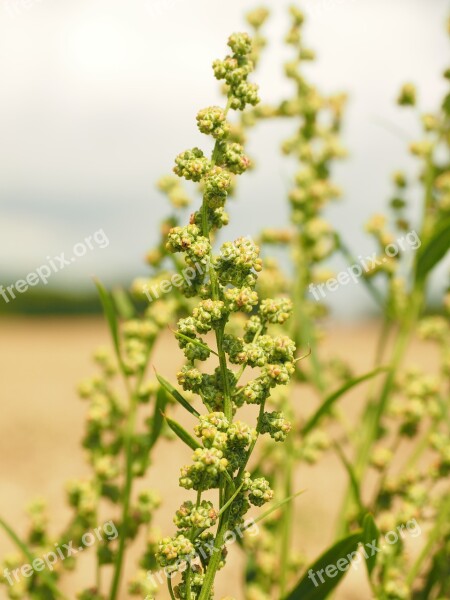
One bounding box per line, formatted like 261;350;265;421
0;317;438;598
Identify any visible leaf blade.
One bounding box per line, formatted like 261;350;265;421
155;371;200;418
302;367;387;436
149;386;168;449
0;517;69;600
333;442;364;514
165;416;201;451
415;218;450;281
362;513;380;577
112;287;136;320
94;279;121;364
243;490;306;531
284;531;363;600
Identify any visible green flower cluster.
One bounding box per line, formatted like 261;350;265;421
197;107;230;140
174;566;209;600
259;411;292;442
166;224;211;267
180;447;229;491
156;31;296;598
213;33;260;111
214;237;262;287
174;500;218;530
156;534;196;570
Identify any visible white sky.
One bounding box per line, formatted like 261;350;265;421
0;0;448;315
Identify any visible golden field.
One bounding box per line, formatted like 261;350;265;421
0;317;438;599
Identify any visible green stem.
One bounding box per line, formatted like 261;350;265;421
237;402;266;482
336;288;422;537
374;316;392;367
186;490;203;599
0;518;70;600
109;380;138;600
338;240;386;310
110;346;153;600
337;149;434;536
293;229;325;393
406;494;450;586
197;97;235;599
358;288;422;472
215;325;233;421
197;496;231;600
168;577;177;600
279;431;294;597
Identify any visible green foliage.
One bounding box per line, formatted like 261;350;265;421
284;532;363;600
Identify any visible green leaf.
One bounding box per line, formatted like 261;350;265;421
333;443;364;514
337;240;385;309
0;517;69;600
149;387;168;449
302;367;387;436
242;490;306;531
442;92;450;116
284;531;363;600
155;371;200;417
112;287;136;320
218;482;244;517
94;279;121;363
362;513;380;577
173;330;218;357
165;416;201;451
415;218;450;281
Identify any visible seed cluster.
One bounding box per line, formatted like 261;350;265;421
155;31;295;598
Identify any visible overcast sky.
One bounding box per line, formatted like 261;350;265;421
0;0;448;315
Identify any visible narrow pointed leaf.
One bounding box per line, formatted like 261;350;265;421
284;531;363;600
218;482;244;517
302;367;387;436
172;330;218;357
149;387;168;449
94;279;121;363
112;287;136;320
362;513;380;577
155;371;200;417
415;218;450;281
334;442;364;514
337;240;385;309
242;490;306;532
166;416;201;451
222;470;236;492
0;517;69;600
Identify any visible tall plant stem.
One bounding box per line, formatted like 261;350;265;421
109;379;138;600
276;230;324;594
336;286;423;537
197;98;236;600
201;99;233;421
336;148;435;537
110;348;152;600
279;431;294;597
406;494;450;586
198;490;232;600
293;230;325;394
